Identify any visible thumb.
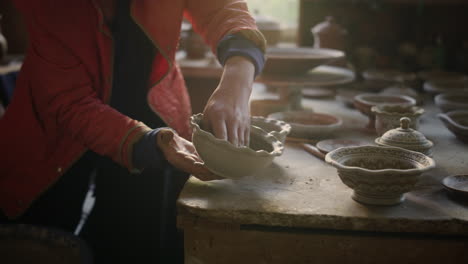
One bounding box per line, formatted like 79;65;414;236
159;129;175;145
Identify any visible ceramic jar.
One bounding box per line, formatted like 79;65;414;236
371;104;424;136
253;11;281;46
311;16;347;51
375;117;433;156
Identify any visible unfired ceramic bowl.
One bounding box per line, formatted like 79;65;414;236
250;99;289;117
438;110;468;143
418;70;468;82
353;93;417;130
190;114;284;179
434;93;468;113
423;79;468;95
268;110;342;139
371;104;424;136
325;146;435;205
363;69;418;90
263;47;345;75
251;116;291;144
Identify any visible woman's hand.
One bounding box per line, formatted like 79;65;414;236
156;128;222;181
202;56;255;147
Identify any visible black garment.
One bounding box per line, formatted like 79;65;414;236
81;0;188;262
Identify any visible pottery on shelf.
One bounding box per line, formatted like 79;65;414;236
325;145;436;205
418;70;468;82
379;84;422;105
250;99;289;117
311;16;347;51
423;79;468;95
190;113;284;179
262;47;345;76
438;110;468;143
434;93;468;113
267;110;342;139
362;69;418;90
375;117;433;156
353;93;417;130
371;104;424;136
251;116;291;144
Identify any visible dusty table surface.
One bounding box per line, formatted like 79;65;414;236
178;84;468;236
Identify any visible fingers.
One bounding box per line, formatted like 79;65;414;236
227;124;239;147
243;125;250;147
211;119;228;142
171;153;223;181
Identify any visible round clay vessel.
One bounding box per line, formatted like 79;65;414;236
418;70;468;82
250;99;289;117
262;47;345;76
371;104;424;136
438;110;468;143
353;93;417;130
434;93;468;113
268;110;342;139
251;116;291;144
375;117;433;156
423;79;468;95
190;113;284;179
363;69;418;90
325;145;435;205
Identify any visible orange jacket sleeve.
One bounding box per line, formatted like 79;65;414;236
184;0;266;54
26;3;151;170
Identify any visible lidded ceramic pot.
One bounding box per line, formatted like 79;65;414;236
311;16;347;50
371;104;424;136
375;117;433;156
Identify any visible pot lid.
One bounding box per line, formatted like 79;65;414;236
377;117;433;149
311;16;347;35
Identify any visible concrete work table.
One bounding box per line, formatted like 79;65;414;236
177;84;468;264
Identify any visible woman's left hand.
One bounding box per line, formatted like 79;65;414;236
202;56;255;147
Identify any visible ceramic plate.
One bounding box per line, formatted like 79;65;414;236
442;175;468;200
316;139;369;154
257;65;355;87
302;87;336;99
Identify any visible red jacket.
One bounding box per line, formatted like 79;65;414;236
0;0;265;218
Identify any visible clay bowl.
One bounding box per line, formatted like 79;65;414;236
434;93;468;113
363;69;418;90
353;93;417;130
438;110;468;143
325;146;436;205
418;70;468;82
251;116;291;144
371;104;424;136
268;110;342;139
423;79;468;95
190;114;284;179
442;175;468;200
250;99;289;117
262;47;345;76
